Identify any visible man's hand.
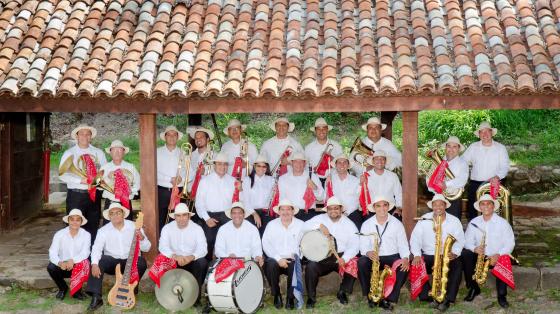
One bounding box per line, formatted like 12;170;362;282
280;156;289;166
400;258;410;272
393;207;402;217
206;218;218;228
490;176;500;184
412;256;422;266
319;224;329;237
490;254;500;266
448;252;458;260
229;254;237;258
235;180;243;191
184;255;195;265
366;251;379;261
359;174;366;185
80;178;88;185
252;213;262;228
91;264;101;278
58;261;67;270
255;256;264;267
66;259;74;270
278;258;289;269
474;244;485;255
337;257;346;268
170;176;182;184
307;179;317;190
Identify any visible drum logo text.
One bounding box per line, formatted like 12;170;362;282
233;265;251;287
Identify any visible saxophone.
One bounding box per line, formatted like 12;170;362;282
430;214;457;303
368;234;392;303
473;232;490;285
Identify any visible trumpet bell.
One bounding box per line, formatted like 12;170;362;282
59;155;87;179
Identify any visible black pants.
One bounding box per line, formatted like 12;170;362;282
247;209;272;237
295;208;320;222
467;180;485;221
305;254;355;300
461;249;508;297
447;199;462;221
86;255;147;296
66;189;102;244
357;254;408;303
265;257;295;298
157;186;183;234
201;212;229;260
346;210;364;230
418;254;462;303
47;262;72;291
102;198;133;225
178;258;209;300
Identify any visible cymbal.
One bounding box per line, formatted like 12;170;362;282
155;269;199;311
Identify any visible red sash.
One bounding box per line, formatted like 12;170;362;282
148;254;177;288
277;149;291;176
490;180;500;199
409;257;429;300
268;185;280;217
492;255;515;289
359;172;371;216
428;160;448;194
113;169;131;209
326;179;334;199
129;232;141;284
70;259;90;296
231;156;243;178
314;153;332;177
190;162;204;199
383;259;404;298
82;154;98;202
215;258;245;283
338;256;358;278
303;186;316;212
232;182;240;203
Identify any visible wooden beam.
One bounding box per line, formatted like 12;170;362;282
402;111;418;238
380;111;398;140
139;113;158;262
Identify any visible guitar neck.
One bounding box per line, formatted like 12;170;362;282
121;229;140;285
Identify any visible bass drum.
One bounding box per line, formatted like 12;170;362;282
206;260;264;313
300;229;332;262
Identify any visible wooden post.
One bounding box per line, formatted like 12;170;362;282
139;113;158;261
380;111;398;141
402;111;418;238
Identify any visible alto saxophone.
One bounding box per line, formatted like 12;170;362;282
430;215;457;303
368;234;392;303
473;232;490;285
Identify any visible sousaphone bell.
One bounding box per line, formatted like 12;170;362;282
155;269;199;311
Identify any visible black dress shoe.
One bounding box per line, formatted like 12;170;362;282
437;300;450;312
55;289;67;300
202;304;213;314
274;295;283;309
72;290;85;300
464;287;481;302
368;299;376;308
336;291;348;304
379;299;394;310
428;300;440;309
306;298;316;309
88;295;103;311
285;297;295;310
498;296;509;308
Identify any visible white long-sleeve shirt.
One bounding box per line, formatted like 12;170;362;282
91;220;151;264
215;221;263;259
241;174;275;214
462;140;510;181
48;227;91;265
99;160;141;201
410;212;465;257
304;138;343;171
303;214;359;262
327;173;360;215
360;215;410;258
59;144;107;190
425;155;469;192
159;221;207;260
157;146;186;188
262;218;304;261
351;137;402;175
366;169;403;208
278;172;324;210
195;172;237;221
464;214;515;256
220;139;259;175
260;136;304;170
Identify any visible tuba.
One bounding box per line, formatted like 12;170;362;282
476;183;512;226
368;234;392;303
430;214;456;303
349;137;373;164
473;231;490;285
425;147;463;201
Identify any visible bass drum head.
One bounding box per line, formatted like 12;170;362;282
232;260;264;313
155;269;199;311
300;230;330;262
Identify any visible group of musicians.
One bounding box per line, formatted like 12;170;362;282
48;117;515;312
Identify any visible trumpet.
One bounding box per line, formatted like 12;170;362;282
271;145;293;175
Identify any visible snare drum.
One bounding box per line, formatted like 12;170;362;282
206;260;264;313
300;229;332;262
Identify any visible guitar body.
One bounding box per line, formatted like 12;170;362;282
108;263;137;310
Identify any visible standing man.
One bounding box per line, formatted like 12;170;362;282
185;126;215;207
304;117;343;185
260;117;303;175
157;125;186;233
59;124;107;243
462;194;515;308
220;119;258;176
463;121;510;221
195;152;238;260
351;117;401;176
362;151;403;218
324;154;361;228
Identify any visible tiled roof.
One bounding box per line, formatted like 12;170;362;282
0;0;559;99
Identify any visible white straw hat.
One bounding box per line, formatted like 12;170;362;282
103;202;130;221
169;203;196;219
160;125;184;141
273;199;300;215
71;124;97;140
63;209;88;226
309;117;333;132
323;196;345;212
474;194;501;212
361;117;387;131
288;152;306;162
366;195;395;213
441;136;465;152
330;153;352;168
223;119;247;136
105;139;130;154
427;194;451;209
474;121;497;137
366;150;391;167
211;152;229;163
253;154;269;165
187;126;215;141
270;117;295;133
225;202;250;219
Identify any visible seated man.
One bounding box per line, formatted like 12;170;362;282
47;209;91;301
302;196;359;308
149;203;208;305
358;196;410;310
262;199;304;309
86;203;151;310
462;194;515;308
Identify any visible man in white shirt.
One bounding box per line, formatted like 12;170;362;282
86;203;151;310
59;124;107;243
157;125;186;233
463;121;510;221
99;140;140;222
260;117;304;175
303;197;359;308
214;202;263;265
362;150;403;218
426;136;469;219
47;209;91;301
304;117;343;185
410;194;465;312
220;119;258;176
195;152;239;260
262;199;304;310
358;196;410;310
461;194;515;308
351;117;402;176
325;154;361;228
278;152;324;221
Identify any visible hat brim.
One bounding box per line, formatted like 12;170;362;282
272;204;300;216
361;123;387;131
105;146;130;154
71;126;97;140
366;155;392;169
323;204;345;212
440;142;465;152
223;124;247;136
168;210;196;219
474;128;497;137
187;128;215;141
474;199;500;212
310;125;333;132
103;206;130;221
270;121;295;133
160;129;184;141
225;206;250;219
367;200;395;213
63;213;88;226
427;198;451;209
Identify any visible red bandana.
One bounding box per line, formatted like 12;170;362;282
428;160;448;194
82;154;97;202
215;258;245;283
129;232;141;284
338;256;358;278
231;156;243;179
70;259;90;296
148;254;177;288
359;172;371;216
190;162;204;199
492;255;515;289
314;153;333;177
113;169;131;209
490;180;500;200
409;257;429;300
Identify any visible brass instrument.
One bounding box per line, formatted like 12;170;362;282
476;183;512;226
240;136;249;177
425;147;463;201
270;145;293;175
349;137;374;164
473;230;490;285
179;142;193;200
430;214;456;303
59;154;88;179
314;143;334;178
366;233;392;303
202;140;215;176
99;168;135;195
